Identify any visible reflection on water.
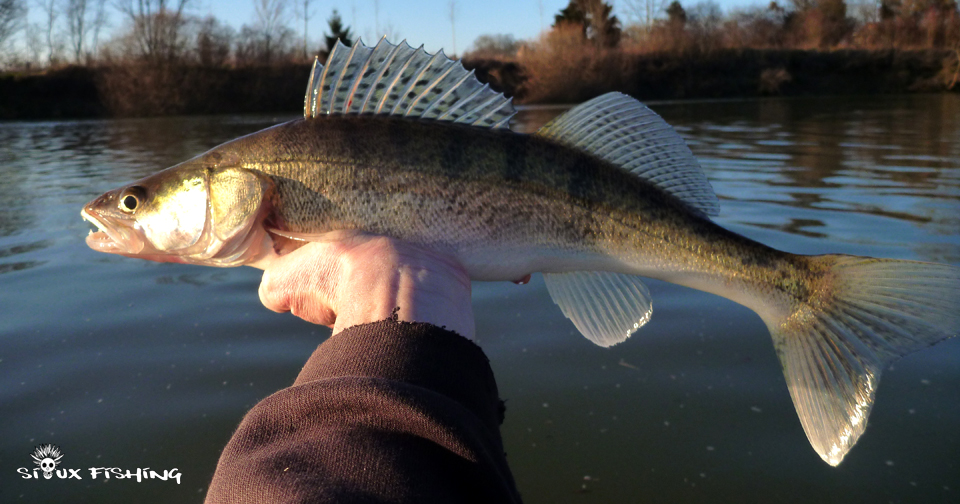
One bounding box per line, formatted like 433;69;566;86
512;97;960;264
1;96;958;503
656;95;960;263
0;113;294;272
0;239;52;274
155;271;231;287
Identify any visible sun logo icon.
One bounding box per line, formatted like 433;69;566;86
30;444;64;480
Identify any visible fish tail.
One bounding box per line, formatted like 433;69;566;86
764;254;959;465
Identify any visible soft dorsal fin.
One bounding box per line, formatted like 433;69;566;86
536;92;720;217
304;37;516;129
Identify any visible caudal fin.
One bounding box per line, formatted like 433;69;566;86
766;255;959;466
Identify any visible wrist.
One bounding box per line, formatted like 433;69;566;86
331;239;475;339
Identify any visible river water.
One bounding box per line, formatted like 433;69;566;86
1;95;958;503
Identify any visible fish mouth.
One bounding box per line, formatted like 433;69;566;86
81;208;145;255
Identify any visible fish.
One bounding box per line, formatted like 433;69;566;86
81;38;959;466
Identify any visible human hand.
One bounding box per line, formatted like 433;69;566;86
252;232;475;339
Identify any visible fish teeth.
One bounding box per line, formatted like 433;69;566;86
81;209;111;238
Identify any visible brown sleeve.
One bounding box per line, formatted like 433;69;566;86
205;317;522;504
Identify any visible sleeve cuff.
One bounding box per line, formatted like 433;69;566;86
294;317;505;431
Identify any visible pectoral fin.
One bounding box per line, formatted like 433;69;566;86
267;228;364;243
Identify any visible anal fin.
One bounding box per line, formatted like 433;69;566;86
543;271;653;347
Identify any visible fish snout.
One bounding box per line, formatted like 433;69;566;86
81;192;146;255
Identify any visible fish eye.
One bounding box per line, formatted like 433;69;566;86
118;186;147;213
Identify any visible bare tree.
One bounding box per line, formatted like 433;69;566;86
34;0;61;64
234;0;294;64
686;1;723;52
252;0;290;63
295;0;313;59
848;0;881;24
24;23;44;63
65;0;88;62
622;0;669;30
235;23;293;64
0;0;28;50
194;15;232;65
448;0;456;55
115;0;192;62
538;0;544;32
89;0;107;58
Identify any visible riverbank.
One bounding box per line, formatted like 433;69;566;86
1;49;956;120
0;64;311;120
505;48;959;104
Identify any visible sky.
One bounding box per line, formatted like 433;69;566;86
197;0;764;55
19;0;767;58
193;0;605;55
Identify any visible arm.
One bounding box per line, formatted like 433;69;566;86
205;235;521;504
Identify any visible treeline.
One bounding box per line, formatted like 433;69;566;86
0;0;354;68
1;47;950;119
470;0;960;102
478;0;960;56
476;48;954;104
0;0;353;117
0;0;957;119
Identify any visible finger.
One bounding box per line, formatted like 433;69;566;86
258;268;290;314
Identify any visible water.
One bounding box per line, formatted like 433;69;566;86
1;95;958;503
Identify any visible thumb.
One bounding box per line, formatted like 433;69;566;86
258;267;290;314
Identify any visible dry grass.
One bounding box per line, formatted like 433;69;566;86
96;63;309;116
942;44;960;89
516;25;634;103
759;67;793;94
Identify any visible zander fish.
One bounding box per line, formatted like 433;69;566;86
81;38;959;466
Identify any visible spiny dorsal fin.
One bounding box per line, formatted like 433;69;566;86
536;92;720;217
304;37;516;129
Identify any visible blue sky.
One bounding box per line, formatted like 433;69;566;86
194;0;597;55
196;0;764;54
